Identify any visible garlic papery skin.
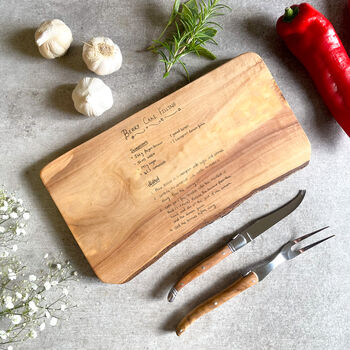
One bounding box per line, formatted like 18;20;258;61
35;19;73;59
82;37;122;75
72;77;113;117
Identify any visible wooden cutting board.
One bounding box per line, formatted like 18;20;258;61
41;53;311;284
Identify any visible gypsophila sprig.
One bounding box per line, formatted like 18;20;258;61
149;0;230;80
0;186;78;349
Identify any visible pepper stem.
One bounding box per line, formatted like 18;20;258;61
283;6;299;22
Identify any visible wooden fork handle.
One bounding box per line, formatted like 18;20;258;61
168;245;233;301
176;271;259;336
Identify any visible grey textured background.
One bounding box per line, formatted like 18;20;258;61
0;0;349;349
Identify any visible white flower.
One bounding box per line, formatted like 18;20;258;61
15;227;25;235
31;283;38;290
0;201;8;211
29;274;37;281
2;214;9;220
19;222;25;228
22;293;29;301
5;296;14;309
49;317;58;326
37;294;42;300
51;280;58;286
12;245;18;252
56;263;61;270
62;288;68;296
44;253;49;259
9;212;18;219
44;281;51;290
28;300;38;313
17;198;23;205
1;251;9;257
45;310;51;319
8;345;13;350
23;212;30;220
0;330;7;340
73;271;78;276
0;226;5;233
10;315;22;325
16;206;24;213
15;292;23;299
8;271;16;280
39;322;46;331
60;304;67;311
29;329;37;338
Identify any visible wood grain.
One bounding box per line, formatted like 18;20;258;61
176;271;259;336
40;53;311;284
172;245;232;295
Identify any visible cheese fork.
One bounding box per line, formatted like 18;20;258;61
176;226;334;336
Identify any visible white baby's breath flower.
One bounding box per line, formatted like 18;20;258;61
45;310;51;319
49;317;58;326
60;304;67;311
16;206;24;213
0;226;5;233
2;214;9;220
12;244;18;252
29;274;37;281
73;271;78;276
39;322;46;331
56;263;61;270
9;212;18;219
51;280;58;286
44;253;49;259
17;198;23;205
28;300;38;313
62;288;68;296
10;314;22;325
23;212;30;220
8;345;13;350
0;330;7;340
15;292;23;299
44;281;51;290
8;271;16;280
29;329;37;338
31;283;38;290
5;296;14;309
15;227;24;235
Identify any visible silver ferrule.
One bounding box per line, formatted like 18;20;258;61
227;232;252;252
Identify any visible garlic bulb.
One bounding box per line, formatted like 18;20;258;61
82;37;122;75
72;77;113;117
35;19;73;59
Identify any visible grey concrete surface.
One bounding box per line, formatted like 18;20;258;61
0;0;349;349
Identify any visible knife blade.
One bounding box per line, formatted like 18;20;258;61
167;190;306;302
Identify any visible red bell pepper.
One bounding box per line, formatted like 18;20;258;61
277;3;350;136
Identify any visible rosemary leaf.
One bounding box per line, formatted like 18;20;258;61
149;0;230;80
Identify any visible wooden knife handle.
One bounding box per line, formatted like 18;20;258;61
168;245;232;302
176;271;258;336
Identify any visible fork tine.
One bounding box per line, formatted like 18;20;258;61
292;226;330;244
298;235;335;253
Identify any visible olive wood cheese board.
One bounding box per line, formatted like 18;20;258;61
40;53;311;284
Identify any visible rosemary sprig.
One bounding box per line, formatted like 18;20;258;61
149;0;230;80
